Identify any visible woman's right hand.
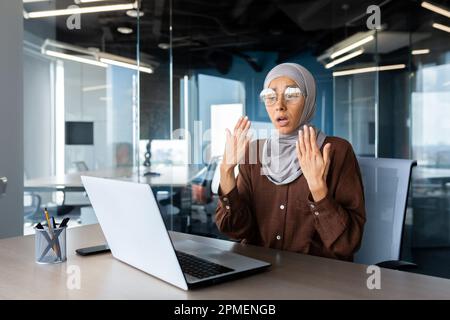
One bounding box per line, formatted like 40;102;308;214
221;116;251;173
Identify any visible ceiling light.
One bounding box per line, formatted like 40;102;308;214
83;85;109;92
325;49;364;69
76;0;109;3
158;43;170;50
99;57;153;74
126;9;144;17
44;50;107;68
23;0;49;3
117;27;133;34
332;64;406;77
421;1;450;18
42;39;153;74
412;49;430;55
432;22;450;33
24;2;135;19
330;35;374;59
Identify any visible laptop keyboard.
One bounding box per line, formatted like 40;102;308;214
175;250;234;279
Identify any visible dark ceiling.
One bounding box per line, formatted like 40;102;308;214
24;0;450;74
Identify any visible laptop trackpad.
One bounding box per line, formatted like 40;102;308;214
172;239;266;271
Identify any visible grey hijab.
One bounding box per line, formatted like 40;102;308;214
261;63;326;185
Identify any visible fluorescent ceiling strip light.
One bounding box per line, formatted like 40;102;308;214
333;64;406;77
432;22;450;33
83;85;109;92
326;49;364;69
45;50;107;68
78;0;109;3
23;0;49;3
412;49;430;55
421;2;450;18
99;57;153;74
25;2;135;19
330;35;374;59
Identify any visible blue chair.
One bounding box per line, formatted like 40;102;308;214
355;157;417;270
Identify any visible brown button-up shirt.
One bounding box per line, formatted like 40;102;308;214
215;136;366;261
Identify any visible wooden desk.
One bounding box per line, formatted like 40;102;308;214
1;224;450;299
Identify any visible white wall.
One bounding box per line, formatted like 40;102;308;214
0;0;23;238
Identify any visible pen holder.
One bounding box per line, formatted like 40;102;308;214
35;226;67;264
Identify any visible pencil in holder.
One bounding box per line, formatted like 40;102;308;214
35;225;67;264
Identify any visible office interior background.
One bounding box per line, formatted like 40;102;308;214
0;0;450;279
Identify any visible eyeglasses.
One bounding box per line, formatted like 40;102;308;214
259;86;305;107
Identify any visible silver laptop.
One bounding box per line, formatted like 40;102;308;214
81;176;270;290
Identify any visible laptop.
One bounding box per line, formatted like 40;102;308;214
81;176;271;290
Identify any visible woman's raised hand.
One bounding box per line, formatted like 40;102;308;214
296;125;331;202
222;116;251;172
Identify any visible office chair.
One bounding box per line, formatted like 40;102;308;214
23;191;42;224
74;161;89;172
189;157;220;235
188;156;237;238
64;161;91;219
354;157;417;271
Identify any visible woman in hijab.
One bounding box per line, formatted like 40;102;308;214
215;63;365;261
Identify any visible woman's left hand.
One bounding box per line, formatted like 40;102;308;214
296;125;331;202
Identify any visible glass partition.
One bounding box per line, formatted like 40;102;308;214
170;1;342;238
331;2;450;278
23;0;145;233
23;0;450;280
333;72;377;157
171;1;450;279
405;17;450;279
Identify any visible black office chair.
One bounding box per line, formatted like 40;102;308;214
23;191;42;224
189;156;222;238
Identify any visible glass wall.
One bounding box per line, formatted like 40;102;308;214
334;72;377;157
170;0;450;279
22;0;450;280
407;20;450;279
331;3;450;278
22;0;146;233
170;0;342;238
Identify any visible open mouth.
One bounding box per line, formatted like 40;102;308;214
276;115;289;127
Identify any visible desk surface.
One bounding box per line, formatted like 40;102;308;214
1;224;450;299
24;165;198;190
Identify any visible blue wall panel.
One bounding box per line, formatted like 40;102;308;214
196;50;334;134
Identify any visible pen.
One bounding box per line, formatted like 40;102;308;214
59;217;70;228
52;216;56;229
43;208;60;257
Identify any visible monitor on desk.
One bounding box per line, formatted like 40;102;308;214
65;121;94;145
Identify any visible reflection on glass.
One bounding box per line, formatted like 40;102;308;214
412;64;450;167
334;73;376;157
22;2;140;234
